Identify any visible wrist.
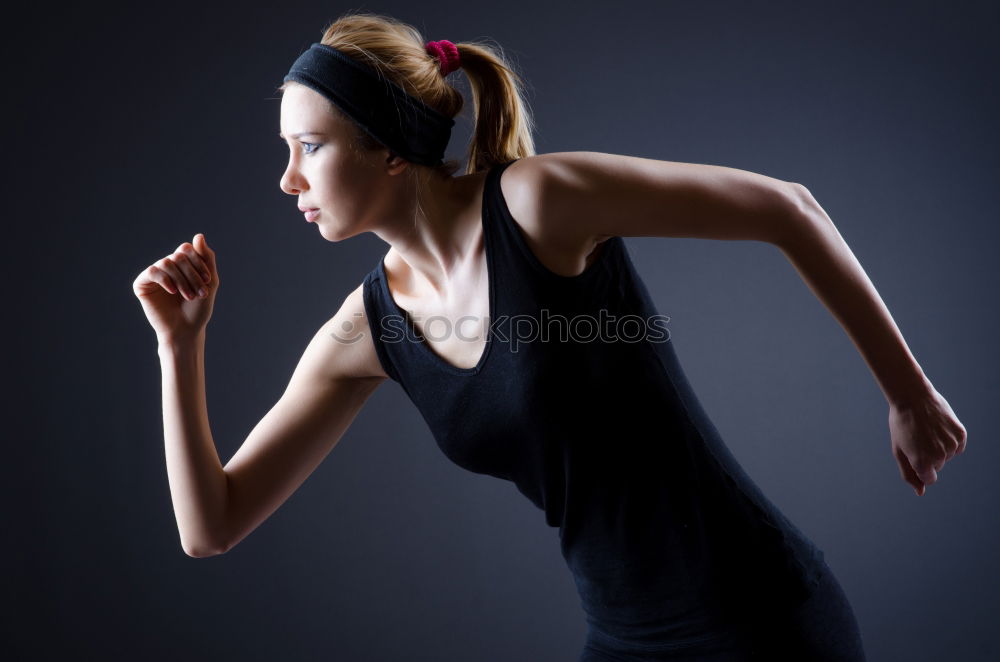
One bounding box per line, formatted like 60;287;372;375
157;329;206;354
885;372;935;410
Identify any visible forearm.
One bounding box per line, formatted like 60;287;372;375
157;331;229;557
774;195;933;408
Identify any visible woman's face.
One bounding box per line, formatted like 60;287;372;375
278;83;394;240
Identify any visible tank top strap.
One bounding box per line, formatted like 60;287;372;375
361;157;631;386
484;157;627;292
360;159;518;388
361;265;405;384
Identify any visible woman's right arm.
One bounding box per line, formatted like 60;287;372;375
159;286;387;557
161;283;388;557
134;235;389;556
213;282;388;556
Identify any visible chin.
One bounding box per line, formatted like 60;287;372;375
316;222;357;243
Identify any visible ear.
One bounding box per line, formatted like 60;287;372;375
385;151;410;175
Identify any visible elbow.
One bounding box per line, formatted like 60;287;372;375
180;477;233;558
773;182;826;252
781;181;817;222
785;181;831;224
181;537;230;558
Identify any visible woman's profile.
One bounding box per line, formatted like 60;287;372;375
132;11;966;661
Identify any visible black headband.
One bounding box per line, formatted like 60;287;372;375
282;42;455;166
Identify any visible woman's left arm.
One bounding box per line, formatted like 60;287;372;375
776;191;967;496
520;151;968;497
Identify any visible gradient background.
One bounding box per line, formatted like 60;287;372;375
6;1;998;660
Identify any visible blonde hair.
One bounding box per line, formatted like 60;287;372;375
278;10;536;177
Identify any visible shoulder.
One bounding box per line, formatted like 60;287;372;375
504;150;802;245
494;152;563;223
301;280;391;383
499;152;612;232
495;153;612;276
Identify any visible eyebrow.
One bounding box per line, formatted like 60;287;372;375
278;131;327;140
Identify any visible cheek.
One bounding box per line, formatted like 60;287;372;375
329;165;374;201
315;147;382;216
318;149;359;188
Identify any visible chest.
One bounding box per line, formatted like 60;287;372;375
385;236;611;372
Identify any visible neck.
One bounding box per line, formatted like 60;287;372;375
373;168;487;297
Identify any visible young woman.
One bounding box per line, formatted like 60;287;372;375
132;11;965;661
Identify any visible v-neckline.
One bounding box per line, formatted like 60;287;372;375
376;164;500;377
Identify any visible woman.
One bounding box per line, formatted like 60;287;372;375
132;11;966;661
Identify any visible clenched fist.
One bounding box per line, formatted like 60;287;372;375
889;387;967;497
133;233;218;344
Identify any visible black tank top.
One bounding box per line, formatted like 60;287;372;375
362;158;827;648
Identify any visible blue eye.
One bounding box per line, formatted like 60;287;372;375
300;142;320;155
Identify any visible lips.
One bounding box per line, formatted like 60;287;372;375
303;209;320;222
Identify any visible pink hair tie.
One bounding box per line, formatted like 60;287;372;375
425;39;461;76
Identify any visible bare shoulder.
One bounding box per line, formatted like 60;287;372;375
500;151;616;234
302;280;391;383
497;153;615;277
505;150;801;246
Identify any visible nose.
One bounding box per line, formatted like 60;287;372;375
279;160;307;196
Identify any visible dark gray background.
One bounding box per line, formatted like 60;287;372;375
6;0;998;660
